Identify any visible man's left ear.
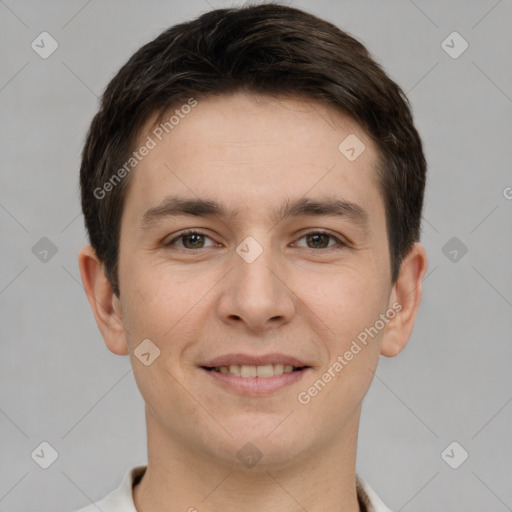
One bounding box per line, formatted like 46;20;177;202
380;242;428;357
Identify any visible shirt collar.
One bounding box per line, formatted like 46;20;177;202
83;465;393;512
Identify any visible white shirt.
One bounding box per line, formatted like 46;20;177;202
73;465;393;512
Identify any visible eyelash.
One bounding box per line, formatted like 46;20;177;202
164;229;347;251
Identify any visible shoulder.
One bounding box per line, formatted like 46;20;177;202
70;465;147;512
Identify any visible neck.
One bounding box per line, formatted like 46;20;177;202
133;407;362;512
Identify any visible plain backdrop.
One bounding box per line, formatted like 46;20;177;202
1;1;511;510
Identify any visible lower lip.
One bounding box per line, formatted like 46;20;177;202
201;368;310;395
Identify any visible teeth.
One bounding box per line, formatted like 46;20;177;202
256;364;274;378
241;365;257;378
213;364;299;378
229;365;240;375
273;364;284;375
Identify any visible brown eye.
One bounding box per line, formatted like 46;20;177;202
165;230;216;249
181;233;206;249
306;233;331;248
293;231;344;249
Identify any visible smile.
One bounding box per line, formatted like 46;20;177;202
206;364;301;378
200;358;311;394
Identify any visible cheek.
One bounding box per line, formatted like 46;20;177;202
294;264;387;341
297;290;386;424
120;263;201;340
120;266;221;388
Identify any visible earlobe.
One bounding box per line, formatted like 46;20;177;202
380;243;428;358
78;245;129;356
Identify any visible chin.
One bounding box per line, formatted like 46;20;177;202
216;418;309;468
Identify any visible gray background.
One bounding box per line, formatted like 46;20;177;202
1;0;511;510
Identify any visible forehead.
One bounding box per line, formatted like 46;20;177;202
122;92;384;227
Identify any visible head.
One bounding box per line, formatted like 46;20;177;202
79;3;427;469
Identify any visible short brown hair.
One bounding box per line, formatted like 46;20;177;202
80;2;426;296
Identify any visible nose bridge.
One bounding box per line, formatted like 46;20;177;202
234;233;282;298
217;233;294;329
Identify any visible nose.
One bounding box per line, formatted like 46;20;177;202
216;241;296;332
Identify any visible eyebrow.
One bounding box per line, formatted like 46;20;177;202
139;194;370;230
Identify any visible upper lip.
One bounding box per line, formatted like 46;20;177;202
201;353;310;368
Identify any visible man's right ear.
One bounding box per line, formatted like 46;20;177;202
78;245;129;356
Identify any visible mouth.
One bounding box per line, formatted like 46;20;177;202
199;354;312;395
202;363;307;378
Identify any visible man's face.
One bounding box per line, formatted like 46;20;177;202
116;92;395;467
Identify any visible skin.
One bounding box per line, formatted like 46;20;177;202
79;91;428;512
